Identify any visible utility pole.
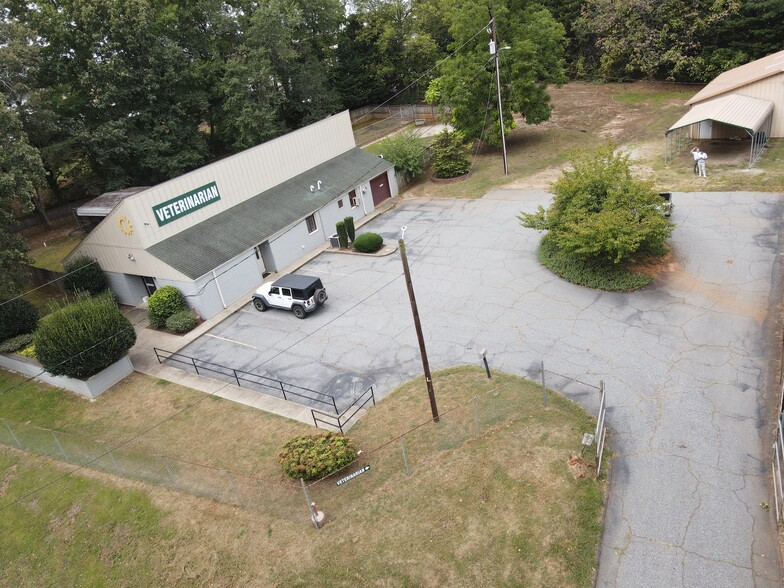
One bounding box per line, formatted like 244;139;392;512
398;229;439;423
489;15;509;175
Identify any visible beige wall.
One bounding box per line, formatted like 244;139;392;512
73;111;356;276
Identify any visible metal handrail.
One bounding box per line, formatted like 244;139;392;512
312;386;376;434
154;347;338;413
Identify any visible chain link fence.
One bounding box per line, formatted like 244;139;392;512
0;362;608;530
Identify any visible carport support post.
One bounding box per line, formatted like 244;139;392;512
398;237;439;423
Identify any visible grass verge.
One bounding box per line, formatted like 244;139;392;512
538;235;653;291
0;366;607;587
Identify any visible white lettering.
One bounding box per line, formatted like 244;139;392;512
155;209;166;222
162;206;171;219
186;195;195;209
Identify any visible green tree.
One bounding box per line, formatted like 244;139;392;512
376;131;429;181
429;0;566;145
430;129;470;178
0;101;46;299
518;144;673;264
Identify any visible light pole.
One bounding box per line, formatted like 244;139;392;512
489;16;509;176
398;226;439;423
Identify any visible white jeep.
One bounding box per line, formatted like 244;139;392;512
251;274;327;319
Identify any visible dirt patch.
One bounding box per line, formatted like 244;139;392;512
0;463;18;497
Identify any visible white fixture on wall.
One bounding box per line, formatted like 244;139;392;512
127;254;136;262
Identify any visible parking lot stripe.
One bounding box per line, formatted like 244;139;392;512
205;333;259;350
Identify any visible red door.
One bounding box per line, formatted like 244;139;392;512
370;172;392;206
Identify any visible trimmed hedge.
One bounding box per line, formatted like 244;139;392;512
344;216;356;243
353;232;383;253
0;297;39;341
166;310;197;334
0;333;34;354
63;255;108;295
279;432;357;480
33;294;136;378
147;286;187;328
336;220;349;248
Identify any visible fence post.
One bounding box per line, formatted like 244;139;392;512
161;456;181;490
332;396;339;415
191;357;200;375
541;361;548;407
301;478;320;530
473;396;480;436
774;442;782;522
2;418;24;449
232;369;240;387
101;442;124;476
51;431;69;461
222;469;242;505
154;348;162;363
400;438;410;475
279;381;288;401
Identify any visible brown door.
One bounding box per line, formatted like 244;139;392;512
370;172;392;206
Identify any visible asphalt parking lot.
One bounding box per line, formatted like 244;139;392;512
179;189;783;586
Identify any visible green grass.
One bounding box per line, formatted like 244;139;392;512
0;367;607;587
27;234;83;272
0;449;172;587
538;235;654;291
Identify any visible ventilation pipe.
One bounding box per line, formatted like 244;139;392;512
317;180;322;190
310;185;315;192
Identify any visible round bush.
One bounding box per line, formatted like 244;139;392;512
279;432;357;480
0;297;39;341
0;333;34;354
34;294;136;378
63;255;107;295
353;232;383;253
147;286;187;328
165;310;197;334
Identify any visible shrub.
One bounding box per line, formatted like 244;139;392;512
165;310;197;334
62;255;107;295
17;342;36;358
279;432;357;480
353;232;383;253
147;286;187;328
376;130;428;182
335;220;349;248
0;297;39;341
430;129;471;179
344;216;356;243
33;293;136;378
0;333;34;354
537;235;653;291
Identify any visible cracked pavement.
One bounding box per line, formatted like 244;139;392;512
179;189;783;586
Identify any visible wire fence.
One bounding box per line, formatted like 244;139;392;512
0;363;609;529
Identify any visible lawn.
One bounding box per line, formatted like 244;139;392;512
0;366;606;587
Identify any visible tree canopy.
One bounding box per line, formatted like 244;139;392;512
518;144;673;265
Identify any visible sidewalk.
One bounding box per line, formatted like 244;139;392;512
126;196;401;426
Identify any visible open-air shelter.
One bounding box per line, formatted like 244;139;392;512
665;93;773;168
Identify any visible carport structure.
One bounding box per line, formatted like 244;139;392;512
665;93;773;168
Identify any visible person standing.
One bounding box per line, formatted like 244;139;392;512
691;147;702;175
697;150;708;177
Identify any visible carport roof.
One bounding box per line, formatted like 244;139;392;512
667;93;774;135
147;147;393;280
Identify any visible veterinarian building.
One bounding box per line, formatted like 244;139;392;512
68;111;397;319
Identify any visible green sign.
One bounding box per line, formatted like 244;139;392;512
153;181;220;226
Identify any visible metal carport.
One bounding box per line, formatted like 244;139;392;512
665;93;774;168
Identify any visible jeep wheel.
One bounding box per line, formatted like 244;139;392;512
253;298;268;312
292;305;306;319
315;289;327;305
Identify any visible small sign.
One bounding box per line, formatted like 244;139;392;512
336;465;370;486
152;181;221;226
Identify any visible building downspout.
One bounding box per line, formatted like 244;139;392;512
213;269;227;308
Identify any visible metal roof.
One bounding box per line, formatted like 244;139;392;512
686;49;784;105
667;93;774;135
147;147;393;279
76;187;149;217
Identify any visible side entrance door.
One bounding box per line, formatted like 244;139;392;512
370;172;392;207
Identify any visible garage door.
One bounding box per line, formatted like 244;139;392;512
370;172;392;206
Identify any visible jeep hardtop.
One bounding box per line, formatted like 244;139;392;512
251;274;327;318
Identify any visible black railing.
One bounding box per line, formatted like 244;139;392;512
153;348;338;413
312;385;376;434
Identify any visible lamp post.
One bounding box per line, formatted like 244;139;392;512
399;226;439;422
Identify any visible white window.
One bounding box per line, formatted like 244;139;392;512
349;190;358;208
306;214;317;234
